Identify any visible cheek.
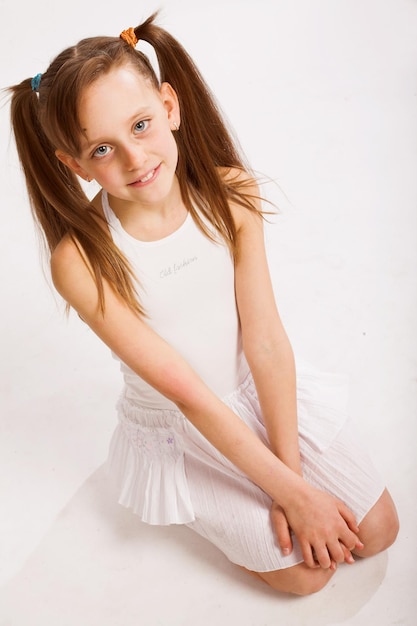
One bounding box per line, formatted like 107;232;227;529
92;162;117;180
152;129;178;168
165;131;179;166
156;118;177;146
89;165;116;187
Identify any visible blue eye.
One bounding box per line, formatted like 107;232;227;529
93;145;111;158
134;120;149;133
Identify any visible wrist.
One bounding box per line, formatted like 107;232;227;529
273;467;308;509
274;449;302;476
282;457;302;476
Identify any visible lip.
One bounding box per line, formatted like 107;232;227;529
128;164;161;187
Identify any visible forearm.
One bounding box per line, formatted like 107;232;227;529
176;387;305;506
178;368;362;571
245;333;302;475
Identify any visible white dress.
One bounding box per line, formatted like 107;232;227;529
102;191;385;572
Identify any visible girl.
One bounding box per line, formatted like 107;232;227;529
9;14;398;595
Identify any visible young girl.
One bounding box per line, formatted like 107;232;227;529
9;14;398;595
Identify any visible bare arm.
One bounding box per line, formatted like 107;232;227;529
51;231;361;569
232;177;361;566
233;189;301;474
51;236;303;500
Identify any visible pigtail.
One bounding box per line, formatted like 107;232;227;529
133;14;260;253
9;78;142;315
10;79;70;249
8;13;263;317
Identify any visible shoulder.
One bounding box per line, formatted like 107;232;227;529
51;190;107;297
218;166;264;234
50;234;97;310
51;234;88;279
218;165;259;195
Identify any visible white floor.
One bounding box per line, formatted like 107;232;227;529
1;1;416;624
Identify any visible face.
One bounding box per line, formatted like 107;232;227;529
57;65;180;210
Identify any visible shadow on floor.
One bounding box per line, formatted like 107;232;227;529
0;465;388;626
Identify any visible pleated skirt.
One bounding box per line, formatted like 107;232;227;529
107;363;385;571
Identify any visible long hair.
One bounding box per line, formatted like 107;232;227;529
9;13;260;314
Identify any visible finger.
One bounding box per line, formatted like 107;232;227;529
271;507;293;556
312;545;332;569
340;542;355;565
346;529;364;552
337;501;360;533
300;541;319;568
339;526;363;555
335;508;362;552
326;540;347;565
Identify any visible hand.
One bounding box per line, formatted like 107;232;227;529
271;502;353;570
270;500;349;570
282;485;364;569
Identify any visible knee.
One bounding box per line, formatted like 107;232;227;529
288;570;334;596
382;502;400;550
262;565;334;596
358;489;399;557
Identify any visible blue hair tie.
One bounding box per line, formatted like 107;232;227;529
31;73;42;92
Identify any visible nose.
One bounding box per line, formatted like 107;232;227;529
121;142;147;171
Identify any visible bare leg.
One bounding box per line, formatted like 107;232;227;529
240;563;335;596
241;488;398;595
354;488;399;557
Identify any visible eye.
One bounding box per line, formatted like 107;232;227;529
134;120;149;134
93;145;112;159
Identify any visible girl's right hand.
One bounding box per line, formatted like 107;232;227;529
282;485;364;569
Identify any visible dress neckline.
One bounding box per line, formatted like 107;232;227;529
101;189;192;247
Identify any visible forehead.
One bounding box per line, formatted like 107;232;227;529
78;65;161;134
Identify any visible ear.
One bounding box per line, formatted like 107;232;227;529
55;150;91;181
159;82;180;129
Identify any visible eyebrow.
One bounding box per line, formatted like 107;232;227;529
81;108;153;150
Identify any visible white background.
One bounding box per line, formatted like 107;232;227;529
0;0;416;624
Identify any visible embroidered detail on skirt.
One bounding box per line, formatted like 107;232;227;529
107;398;194;524
107;363;351;527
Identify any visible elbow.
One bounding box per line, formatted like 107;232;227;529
243;333;294;369
154;363;206;411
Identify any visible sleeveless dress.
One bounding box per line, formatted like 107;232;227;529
103;191;385;572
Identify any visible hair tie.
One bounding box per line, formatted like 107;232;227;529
120;27;138;48
31;73;42;92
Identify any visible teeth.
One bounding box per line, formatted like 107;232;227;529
140;169;154;183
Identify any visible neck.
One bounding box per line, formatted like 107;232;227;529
104;180;188;242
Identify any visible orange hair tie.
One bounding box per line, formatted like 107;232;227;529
120;27;138;48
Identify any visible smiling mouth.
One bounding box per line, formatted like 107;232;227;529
130;165;159;186
139;169;155;183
